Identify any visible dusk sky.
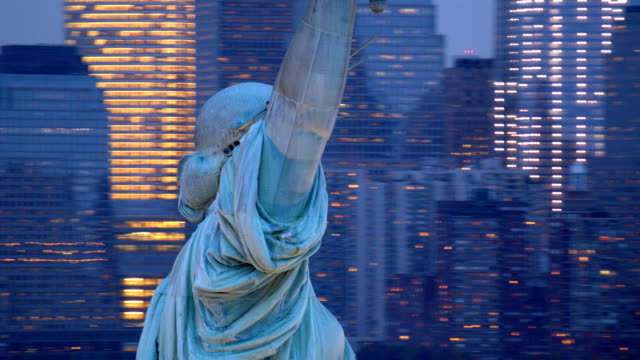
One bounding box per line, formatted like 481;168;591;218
0;0;494;65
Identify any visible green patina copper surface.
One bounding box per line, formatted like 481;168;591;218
136;1;384;358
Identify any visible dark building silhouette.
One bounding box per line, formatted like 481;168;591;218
546;185;632;359
195;0;295;108
434;197;548;359
587;1;640;357
0;45;123;358
384;274;435;345
335;0;445;161
443;58;494;166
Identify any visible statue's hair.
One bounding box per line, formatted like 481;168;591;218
195;82;272;155
177;82;272;222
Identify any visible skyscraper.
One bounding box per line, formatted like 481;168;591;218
0;45;122;359
589;1;640;355
592;0;640;246
433;172;548;359
327;0;445;161
444;58;494;166
494;0;628;212
546;186;631;359
195;0;297;108
64;0;197;328
313;165;439;343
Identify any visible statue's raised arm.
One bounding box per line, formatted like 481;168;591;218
259;0;358;221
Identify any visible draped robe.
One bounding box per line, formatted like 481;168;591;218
136;120;356;360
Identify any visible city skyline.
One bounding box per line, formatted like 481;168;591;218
1;0;639;359
0;0;495;65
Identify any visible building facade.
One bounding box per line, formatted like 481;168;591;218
64;0;197;330
0;45;123;358
328;0;445;162
588;2;640;356
546;188;632;359
195;0;296;108
494;0;628;212
433;185;548;359
444;58;494;167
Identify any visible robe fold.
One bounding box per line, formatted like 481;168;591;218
136;120;355;360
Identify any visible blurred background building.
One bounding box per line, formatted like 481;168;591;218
195;0;295;107
64;0;197;331
493;0;628;212
328;0;445;162
588;0;640;356
444;57;494;167
0;45;124;359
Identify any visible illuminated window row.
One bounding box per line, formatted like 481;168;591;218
109;117;194;124
110;125;194;132
66;22;195;29
106;108;195;115
110;176;177;183
117;232;184;241
100;48;195;55
94;73;195;80
109;150;189;157
112;184;178;192
92;39;194;47
110;159;179;167
110;167;169;174
104;99;195;106
66;1;194;6
110;134;192;141
88;31;195;40
97;82;195;89
103;90;194;98
109;141;194;150
79;13;195;20
89;65;195;72
111;193;178;200
83;56;195;63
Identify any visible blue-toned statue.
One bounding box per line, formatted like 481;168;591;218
136;0;385;358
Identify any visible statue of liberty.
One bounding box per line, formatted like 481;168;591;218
136;0;387;359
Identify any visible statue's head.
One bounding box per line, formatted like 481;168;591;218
178;82;272;222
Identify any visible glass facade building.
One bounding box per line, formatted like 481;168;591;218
316;165;438;342
64;0;197;329
434;198;547;359
330;0;445;161
588;2;640;355
195;0;296;107
444;58;494;166
0;45;123;358
494;0;628;212
65;0;196;202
